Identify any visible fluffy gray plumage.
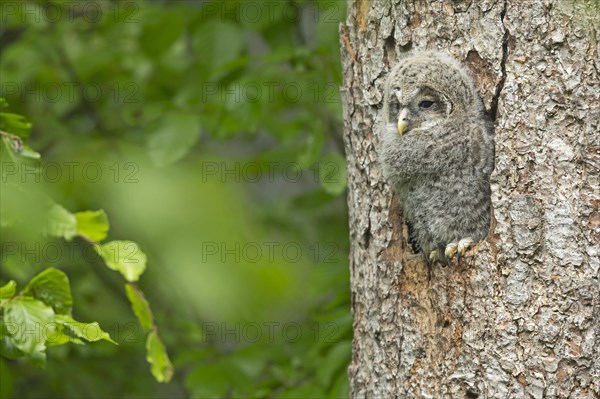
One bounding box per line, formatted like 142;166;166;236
379;52;495;264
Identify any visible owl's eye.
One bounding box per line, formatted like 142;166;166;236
419;100;434;109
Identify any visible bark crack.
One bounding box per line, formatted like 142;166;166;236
490;0;509;122
340;24;357;64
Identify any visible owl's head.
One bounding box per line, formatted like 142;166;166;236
384;52;483;135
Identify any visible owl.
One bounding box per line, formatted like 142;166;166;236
378;51;495;265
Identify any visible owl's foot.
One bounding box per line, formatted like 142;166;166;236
444;237;475;260
429;248;451;267
427;237;475;266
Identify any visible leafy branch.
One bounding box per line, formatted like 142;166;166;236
0;98;173;382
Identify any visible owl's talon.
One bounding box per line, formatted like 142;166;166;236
457;237;474;256
444;242;458;259
429;250;439;264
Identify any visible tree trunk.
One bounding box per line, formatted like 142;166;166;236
339;1;599;398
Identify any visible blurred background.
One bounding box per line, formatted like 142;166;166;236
0;0;350;397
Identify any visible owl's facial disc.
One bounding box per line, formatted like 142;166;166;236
397;108;410;135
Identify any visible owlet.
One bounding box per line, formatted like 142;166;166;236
379;51;495;265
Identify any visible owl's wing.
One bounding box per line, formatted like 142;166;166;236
380;121;480;179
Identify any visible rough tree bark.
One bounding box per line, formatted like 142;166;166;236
339;0;599;398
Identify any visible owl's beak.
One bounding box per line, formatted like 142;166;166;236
397;108;410;135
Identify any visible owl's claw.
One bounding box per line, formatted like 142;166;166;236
444;242;458;259
428;248;451;267
428;249;439;264
457;237;474;256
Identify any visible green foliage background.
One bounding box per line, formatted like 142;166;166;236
0;0;350;397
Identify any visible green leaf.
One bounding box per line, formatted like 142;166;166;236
146;330;173;383
147;112;201;167
3;298;55;366
75;210;109;242
0;112;32;139
94;240;147;282
44;204;77;241
125;284;154;331
16;144;40;159
0;281;16;300
54;315;116;344
23;268;73;315
319;152;347;195
0;135;40;160
45;323;84;347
